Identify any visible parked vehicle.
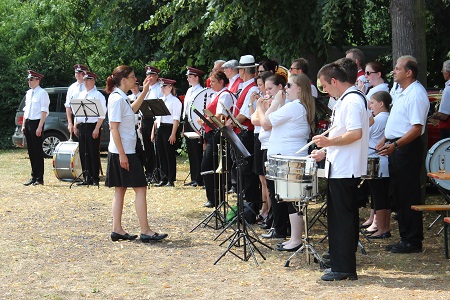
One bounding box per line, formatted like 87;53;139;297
12;87;110;158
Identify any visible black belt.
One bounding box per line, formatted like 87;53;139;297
26;119;40;121
160;123;173;127
386;137;400;143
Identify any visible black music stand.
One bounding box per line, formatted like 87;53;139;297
189;107;229;231
139;99;170;184
213;125;273;266
69;98;105;188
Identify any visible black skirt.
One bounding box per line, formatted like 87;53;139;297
105;152;147;187
253;134;264;175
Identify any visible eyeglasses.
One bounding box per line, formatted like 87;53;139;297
257;70;265;74
365;71;377;76
289;67;301;71
285;82;292;89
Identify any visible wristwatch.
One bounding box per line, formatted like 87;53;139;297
248;103;253;108
393;141;399;150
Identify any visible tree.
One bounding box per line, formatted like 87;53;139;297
390;0;427;86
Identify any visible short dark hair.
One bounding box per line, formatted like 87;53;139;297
346;48;365;67
291;58;309;75
317;63;348;84
259;59;279;73
335;58;357;84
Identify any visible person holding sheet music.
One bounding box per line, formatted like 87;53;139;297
198;70;233;208
182;66;205;187
105;65;167;243
151;78;182;187
73;71;106;186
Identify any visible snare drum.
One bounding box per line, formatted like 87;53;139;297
426;138;450;191
362;157;380;179
266;155;317;201
187;88;214;134
52;141;82;181
266;155;316;182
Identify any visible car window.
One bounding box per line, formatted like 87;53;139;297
48;92;59;112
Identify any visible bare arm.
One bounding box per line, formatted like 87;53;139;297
110;121;129;171
377;124;422;156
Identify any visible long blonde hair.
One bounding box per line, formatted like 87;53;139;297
290;74;315;134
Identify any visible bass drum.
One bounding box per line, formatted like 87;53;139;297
426;138;450;190
52;141;82;182
187;88;214;134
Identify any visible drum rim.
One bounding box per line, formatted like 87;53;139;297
426;138;450;191
187;87;213;134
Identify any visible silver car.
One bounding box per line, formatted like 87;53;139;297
12;87;110;157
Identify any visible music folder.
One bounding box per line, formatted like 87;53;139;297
139;99;171;117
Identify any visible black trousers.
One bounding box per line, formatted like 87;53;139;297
24;119;44;182
263;150;289;235
327;177;360;273
388;137;424;245
141;117;157;177
201;131;224;206
156;124;177;182
78;123;101;183
184;118;204;184
237;131;261;203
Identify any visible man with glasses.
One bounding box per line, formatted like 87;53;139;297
65;64;88;137
22;70;50;186
74;71;106;186
290;58;318;98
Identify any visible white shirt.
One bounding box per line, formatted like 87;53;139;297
213;88;234;116
157;94;182;125
369;112;389;177
128;92;142;125
268;100;310;156
438;80;450;114
238;78;259;119
65;81;86;108
259;127;271;150
108;88;136;154
326;87;370;178
385;81;429;138
366;83;389;100
75;87;107;123
144;83;163;100
23;86;50;120
183;84;203;119
311;84;318;98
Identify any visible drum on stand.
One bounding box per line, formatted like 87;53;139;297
426;138;450;191
265;155;317;202
52;141;82;182
187;87;214;134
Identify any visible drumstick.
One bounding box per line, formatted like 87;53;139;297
295;125;336;154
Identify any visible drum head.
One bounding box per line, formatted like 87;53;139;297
187;88;214;134
426;138;450;190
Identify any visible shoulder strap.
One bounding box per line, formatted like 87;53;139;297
341;90;367;109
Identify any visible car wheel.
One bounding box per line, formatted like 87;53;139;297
42;132;66;158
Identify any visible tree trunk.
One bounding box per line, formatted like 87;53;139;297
390;0;427;87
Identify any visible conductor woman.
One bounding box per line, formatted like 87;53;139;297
105;65;167;243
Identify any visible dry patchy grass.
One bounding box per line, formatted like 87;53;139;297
1;149;449;299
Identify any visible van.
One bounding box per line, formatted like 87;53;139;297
11;87;110;157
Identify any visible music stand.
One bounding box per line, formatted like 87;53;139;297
220;103;247;133
213;125;272;266
69;98;105;188
189;107;229;231
139;99;171;118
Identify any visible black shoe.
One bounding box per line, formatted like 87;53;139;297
385;241;402;251
261;230;286;239
203;201;213;208
165;181;174;187
259;223;271;230
364;228;377;235
190;181;198;187
32;181;44;186
184;181;195;186
111;232;138;241
359;223;371;229
77;181;91;186
140;232;168;243
368;231;391;239
322;253;330;260
277;243;302;252
390;241;422;253
321;271;358;281
92;181;99;186
154;181;167;187
24;178;36;186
